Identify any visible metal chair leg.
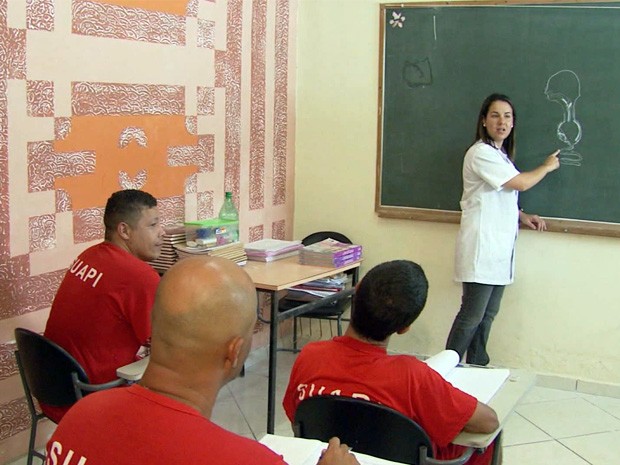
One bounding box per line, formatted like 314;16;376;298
26;417;37;465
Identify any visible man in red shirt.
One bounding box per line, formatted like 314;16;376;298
46;257;359;465
283;260;500;465
43;189;164;422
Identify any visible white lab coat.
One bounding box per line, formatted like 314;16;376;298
454;141;520;285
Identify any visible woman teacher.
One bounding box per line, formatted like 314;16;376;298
446;93;560;366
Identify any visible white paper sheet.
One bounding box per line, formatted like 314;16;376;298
424;350;510;403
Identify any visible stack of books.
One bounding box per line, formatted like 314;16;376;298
244;239;303;262
174;241;248;266
148;226;186;273
286;273;349;300
299;238;362;267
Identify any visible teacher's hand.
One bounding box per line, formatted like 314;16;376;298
544;150;561;172
519;212;547;231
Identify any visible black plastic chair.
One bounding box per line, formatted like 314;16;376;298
293;396;475;465
14;328;126;465
279;231;355;350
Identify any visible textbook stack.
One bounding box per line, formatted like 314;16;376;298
148;226;186;273
299;238;362;267
174;241;248;266
286;273;349;300
244;239;303;262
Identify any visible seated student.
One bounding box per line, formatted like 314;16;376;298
45;256;359;465
43;189;164;422
283;260;500;465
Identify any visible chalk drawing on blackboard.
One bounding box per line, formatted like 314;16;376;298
389;11;406;28
403;58;432;89
544;69;583;167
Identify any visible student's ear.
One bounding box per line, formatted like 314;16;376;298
396;325;411;335
226;336;244;369
117;221;131;240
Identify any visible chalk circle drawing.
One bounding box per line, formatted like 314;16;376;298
403;58;432;89
544;69;583;167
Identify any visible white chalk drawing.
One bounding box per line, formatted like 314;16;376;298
389;11;406;28
544;70;583;166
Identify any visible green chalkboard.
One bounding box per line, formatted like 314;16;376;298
376;2;620;237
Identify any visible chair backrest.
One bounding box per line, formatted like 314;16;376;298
14;328;90;407
293;395;433;465
302;231;352;246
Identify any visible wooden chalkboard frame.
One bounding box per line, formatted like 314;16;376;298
375;0;620;238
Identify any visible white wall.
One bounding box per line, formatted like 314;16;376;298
294;0;620;386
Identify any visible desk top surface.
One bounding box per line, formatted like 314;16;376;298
243;256;362;291
260;434;403;465
453;368;536;448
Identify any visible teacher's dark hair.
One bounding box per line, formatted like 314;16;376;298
475;93;517;160
351;260;428;342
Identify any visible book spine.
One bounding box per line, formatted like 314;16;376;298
331;245;362;258
300;253;362;267
301;247;362;260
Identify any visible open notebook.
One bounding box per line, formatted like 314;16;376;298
424;350;510;403
260;435;407;465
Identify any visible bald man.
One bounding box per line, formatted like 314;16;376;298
45;256;358;465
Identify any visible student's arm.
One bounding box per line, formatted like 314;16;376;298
462;402;499;433
503;150;560;191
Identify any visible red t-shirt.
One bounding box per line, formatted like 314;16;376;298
43;241;160;422
283;336;493;465
46;385;286;465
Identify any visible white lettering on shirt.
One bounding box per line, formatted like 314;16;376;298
295;383;367;402
68;259;103;288
45;441;87;465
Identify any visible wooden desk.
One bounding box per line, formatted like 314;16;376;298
453;368;536;448
243;257;362;434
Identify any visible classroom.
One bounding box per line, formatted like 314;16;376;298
1;0;619;463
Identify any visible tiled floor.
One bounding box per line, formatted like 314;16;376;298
9;348;620;465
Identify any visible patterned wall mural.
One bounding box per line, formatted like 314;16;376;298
0;0;296;460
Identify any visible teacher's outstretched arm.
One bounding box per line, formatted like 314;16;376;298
503;149;560;192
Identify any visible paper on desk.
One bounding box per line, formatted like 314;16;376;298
260;435;407;465
424;350;510;403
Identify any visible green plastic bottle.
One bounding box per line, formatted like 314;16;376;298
218;192;239;241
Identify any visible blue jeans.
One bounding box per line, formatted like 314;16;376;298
445;283;505;366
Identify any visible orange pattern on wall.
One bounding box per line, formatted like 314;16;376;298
54;115;198;210
94;0;190;15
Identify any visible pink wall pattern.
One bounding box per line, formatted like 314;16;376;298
0;0;296;460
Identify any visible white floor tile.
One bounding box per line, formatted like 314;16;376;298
503;440;590;465
502;413;552;446
517;397;620;439
211;395;254;438
560;430;620;465
582;393;620;420
521;385;581;404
